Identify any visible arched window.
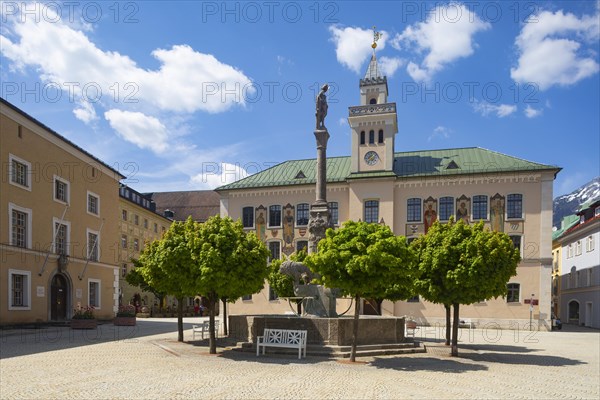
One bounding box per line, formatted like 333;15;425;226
568;300;579;321
369;98;377;104
360;131;365;145
378;129;384;143
369;130;375;144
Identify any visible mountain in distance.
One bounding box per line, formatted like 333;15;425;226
553;176;600;228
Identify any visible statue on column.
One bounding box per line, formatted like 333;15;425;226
315;84;329;130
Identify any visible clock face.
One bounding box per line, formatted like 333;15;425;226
364;151;380;166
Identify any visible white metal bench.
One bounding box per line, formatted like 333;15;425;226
256;328;307;359
405;320;418;338
459;319;475;329
192;319;219;340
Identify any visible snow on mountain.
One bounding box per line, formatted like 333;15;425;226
553;177;600;228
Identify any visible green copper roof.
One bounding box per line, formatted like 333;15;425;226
553;214;580;241
216;147;559;191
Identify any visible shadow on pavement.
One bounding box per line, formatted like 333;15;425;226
459;343;540;353
0;318;200;360
459;352;587;367
369;356;488;373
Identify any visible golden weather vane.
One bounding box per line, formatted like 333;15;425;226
372;26;382;50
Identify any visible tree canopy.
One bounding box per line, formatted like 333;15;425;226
305;221;416;362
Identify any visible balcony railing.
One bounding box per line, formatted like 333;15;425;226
348;103;396;117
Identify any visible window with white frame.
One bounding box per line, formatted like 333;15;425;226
87;230;99;261
439;197;454;221
122;209;128;221
407;198;421;222
507;194;523;219
328;202;339;225
364;200;379;223
242;206;254;228
567;244;573;258
9;203;32;249
8;269;31;310
268;205;282;227
134;214;139;225
506;283;520;303
268;241;281;263
87;192;99;216
53;219;70;255
121;234;127;249
88;279;100;308
122;263;128;277
54;176;69;204
296;203;309;226
587;235;595;252
9;154;31;190
134;238;139;252
472;195;488;220
575;240;582;256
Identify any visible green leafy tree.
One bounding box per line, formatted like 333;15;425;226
189;216;270;354
135;219;197;342
305;221;416;362
412;219;519;356
125;264;166;311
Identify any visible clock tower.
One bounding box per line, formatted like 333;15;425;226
348;32;398;174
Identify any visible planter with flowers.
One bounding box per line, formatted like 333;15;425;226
114;305;136;326
71;306;97;329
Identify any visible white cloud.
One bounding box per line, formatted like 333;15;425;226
104;110;169;154
190;162;250;190
473;102;517;118
338;117;348;126
392;3;491;82
329;26;387;73
73;101;98;124
378;56;404;77
524;105;543;118
428;125;452;142
511;9;600;90
0;7;253;116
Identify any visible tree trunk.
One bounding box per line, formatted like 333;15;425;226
445;304;451;346
350;294;360;363
221;298;228;336
176;296;184;342
209;294;217;354
376;299;383;315
451;303;459;357
296;300;302;315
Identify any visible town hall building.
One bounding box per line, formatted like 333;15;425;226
217;54;560;330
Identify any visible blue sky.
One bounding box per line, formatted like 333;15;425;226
1;1;598;196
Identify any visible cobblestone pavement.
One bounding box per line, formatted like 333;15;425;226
1;318;598;399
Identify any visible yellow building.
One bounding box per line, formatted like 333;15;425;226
118;185;171;307
217;55;561;330
1;98;123;323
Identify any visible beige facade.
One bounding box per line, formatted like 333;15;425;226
118;185;171;307
218;56;559;331
1;99;123;323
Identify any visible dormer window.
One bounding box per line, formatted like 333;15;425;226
595;207;600;217
369;98;377;104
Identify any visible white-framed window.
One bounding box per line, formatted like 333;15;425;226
242;206;254;228
268;205;282;228
53;175;70;204
506;283;520;303
52;217;71;256
122;264;128;278
9;203;32;249
8;269;31;310
296;203;309;226
407;198;421;222
86;229;100;262
507;194;523;219
364;200;379;223
587;235;595;252
472;195;488;220
567;244;573;258
122;209;128;221
121;234;128;249
439;197;454;221
134;214;139;225
133;238;139;252
88;279;101;309
328;202;339;225
268;241;281;263
87;191;100;216
9;154;31;191
575;240;582;256
509;235;523;255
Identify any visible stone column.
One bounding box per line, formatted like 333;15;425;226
308;129;331;254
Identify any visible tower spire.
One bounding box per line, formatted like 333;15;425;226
364;26;383;80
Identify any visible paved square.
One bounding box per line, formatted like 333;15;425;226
1;318;598;399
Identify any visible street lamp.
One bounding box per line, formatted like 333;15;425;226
530;293;535;331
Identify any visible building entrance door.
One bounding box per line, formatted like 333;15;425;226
51;274;68;320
